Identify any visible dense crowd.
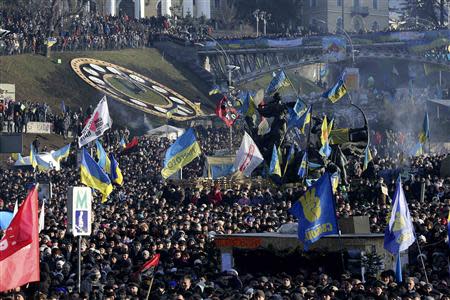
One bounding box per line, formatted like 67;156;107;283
0;11;169;55
0;121;448;300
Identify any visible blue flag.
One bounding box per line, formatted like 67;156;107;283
288;106;311;133
61;100;66;113
395;254;403;283
289;173;338;249
266;70;288;95
298;151;308;178
384;178;416;254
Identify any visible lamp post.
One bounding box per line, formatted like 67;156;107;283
253;9;260;37
261;12;271;35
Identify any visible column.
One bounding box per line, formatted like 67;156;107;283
134;0;140;18
183;0;194;17
162;0;172;16
196;0;211;19
106;0;116;16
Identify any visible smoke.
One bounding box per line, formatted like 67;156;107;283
106;97;155;135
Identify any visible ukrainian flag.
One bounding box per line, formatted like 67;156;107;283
283;144;296;176
109;153;123;185
35;155;52;171
52;144;71;162
96;140;111;173
80;148;113;203
418;112;429;144
16;153;25;164
287;106;311;133
266;70;289;95
30;144;37;170
161;128;202;179
363;145;373;171
322;77;347;103
119;137;126;149
410;142;423;157
269;144;282;177
239;92;256;117
298;151;308;178
209;85;221;96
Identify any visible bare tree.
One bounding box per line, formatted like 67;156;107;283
215;0;238;30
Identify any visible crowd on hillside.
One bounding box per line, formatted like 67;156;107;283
0;121;448;300
0;11;170;55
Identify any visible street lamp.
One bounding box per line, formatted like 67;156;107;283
253;9;260;37
261;12;271;35
195;35;240;87
253;10;270;37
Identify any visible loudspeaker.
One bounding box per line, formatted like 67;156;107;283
338;216;370;234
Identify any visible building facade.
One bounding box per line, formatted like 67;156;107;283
303;0;389;33
95;0;220;19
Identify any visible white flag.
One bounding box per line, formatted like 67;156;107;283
39;202;45;233
13;200;18;217
234;132;264;177
78;96;112;148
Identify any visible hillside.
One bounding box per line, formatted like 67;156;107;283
0;48;213;128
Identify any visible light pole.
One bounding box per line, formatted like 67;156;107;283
253;9;260;37
261;12;271;35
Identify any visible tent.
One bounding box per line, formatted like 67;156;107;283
147;125;185;140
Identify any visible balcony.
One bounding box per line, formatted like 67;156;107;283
351;6;369;17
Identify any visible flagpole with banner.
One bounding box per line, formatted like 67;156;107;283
304;104;314;182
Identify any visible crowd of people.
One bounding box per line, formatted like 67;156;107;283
0;119;448;300
0;11;170;55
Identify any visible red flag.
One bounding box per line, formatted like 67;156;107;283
0;186;40;292
139;253;160;275
124;137;139;151
215;97;238;127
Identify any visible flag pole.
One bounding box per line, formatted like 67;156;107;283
78;236;81;293
304;104;314;183
414;237;429;284
144;276;155;300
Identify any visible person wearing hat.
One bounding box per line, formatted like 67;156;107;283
277;273;293;295
252;289;265;300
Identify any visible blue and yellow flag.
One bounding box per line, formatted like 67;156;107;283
384;178;415;254
52;144;71;162
239;92;256;117
266;70;289;95
161;128;202;179
35;155;52;171
293;98;308;116
96;140;111;173
119;137;126;149
283;144;296;176
418;112;429;144
16;153;25;164
209;85;221;96
289;173;339;249
363;145;373;171
298;151;308;178
269;144;282;177
410;142;423;157
287;106;311;133
80;148;113;203
109;153;123;185
319;117;332;158
322;77;347;103
30;144;37;170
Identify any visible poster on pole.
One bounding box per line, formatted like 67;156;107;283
67;187;92;236
322;37;346;62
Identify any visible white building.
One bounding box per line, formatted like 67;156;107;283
94;0;213;19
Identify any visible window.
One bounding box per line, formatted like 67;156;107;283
310;0;317;8
313;0;317;7
373;0;378;9
336;17;343;32
337;0;342;6
353;0;360;7
215;0;220;8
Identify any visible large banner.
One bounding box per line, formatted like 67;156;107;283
78;96;112;148
26;122;52;134
322;37;346;62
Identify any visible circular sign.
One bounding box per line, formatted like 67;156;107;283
71;58;203;120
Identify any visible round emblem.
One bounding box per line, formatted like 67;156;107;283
71;58;203;121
